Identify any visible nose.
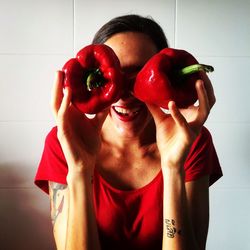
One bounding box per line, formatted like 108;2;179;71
120;76;135;99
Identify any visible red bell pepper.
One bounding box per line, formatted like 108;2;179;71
62;44;123;114
134;48;214;109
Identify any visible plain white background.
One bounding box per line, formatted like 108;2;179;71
0;0;249;249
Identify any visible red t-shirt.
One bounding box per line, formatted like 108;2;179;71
35;126;222;250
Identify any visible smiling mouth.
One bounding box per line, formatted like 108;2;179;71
113;106;141;117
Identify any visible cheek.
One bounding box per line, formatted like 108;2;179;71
135;106;153;128
144;110;153;125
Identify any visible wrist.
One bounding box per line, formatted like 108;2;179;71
161;157;184;170
67;165;94;187
161;160;185;178
162;167;185;189
66;173;94;198
162;167;185;177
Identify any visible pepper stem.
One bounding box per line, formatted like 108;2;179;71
178;64;214;76
86;68;104;91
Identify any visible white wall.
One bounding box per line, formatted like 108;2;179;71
0;0;249;249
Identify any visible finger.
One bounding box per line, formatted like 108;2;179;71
168;101;189;130
51;71;64;118
195;80;210;124
200;72;216;108
146;103;167;124
57;87;72;119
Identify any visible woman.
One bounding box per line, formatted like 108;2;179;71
35;14;222;250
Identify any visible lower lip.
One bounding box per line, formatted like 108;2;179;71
112;106;140;122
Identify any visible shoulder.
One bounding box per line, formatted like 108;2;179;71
187;126;214;158
45;126;58;144
184;126;222;185
194;126;212;147
43;126;64;154
43;126;66;164
34;126;67;193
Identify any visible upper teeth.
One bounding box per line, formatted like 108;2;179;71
114;106;140;115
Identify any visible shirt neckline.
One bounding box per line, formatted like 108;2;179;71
94;168;163;195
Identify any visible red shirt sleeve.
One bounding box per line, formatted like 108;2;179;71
34;127;68;194
184;126;223;185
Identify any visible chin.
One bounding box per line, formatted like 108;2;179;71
108;104;153;138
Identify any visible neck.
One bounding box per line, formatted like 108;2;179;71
101;117;156;152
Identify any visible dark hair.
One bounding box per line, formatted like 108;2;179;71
92;14;169;51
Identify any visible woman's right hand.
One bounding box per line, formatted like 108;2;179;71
51;71;108;178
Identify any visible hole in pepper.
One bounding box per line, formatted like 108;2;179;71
84;68;105;91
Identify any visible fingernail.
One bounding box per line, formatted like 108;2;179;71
85;113;96;119
199;80;204;88
63;87;69;96
160;107;171;114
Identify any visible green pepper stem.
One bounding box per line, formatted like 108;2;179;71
178;64;214;76
86;69;104;91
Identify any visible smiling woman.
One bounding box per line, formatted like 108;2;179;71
34;14;222;250
103;31;158;137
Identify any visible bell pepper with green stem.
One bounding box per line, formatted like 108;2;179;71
133;48;214;109
62;44;123;114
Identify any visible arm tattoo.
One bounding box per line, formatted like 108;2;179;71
49;182;67;226
165;219;182;238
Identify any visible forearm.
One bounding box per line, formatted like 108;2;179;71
162;166;198;250
66;171;101;250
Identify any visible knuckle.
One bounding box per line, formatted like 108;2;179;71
210;95;216;107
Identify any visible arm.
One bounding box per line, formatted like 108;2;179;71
49;182;68;250
185;176;209;250
147;79;213;249
49;178;100;250
162;170;209;250
65;172;100;250
50;71;108;250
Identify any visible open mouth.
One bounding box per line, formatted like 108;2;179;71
112;106;141;121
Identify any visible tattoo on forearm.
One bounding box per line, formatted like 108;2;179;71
49;182;67;226
165;219;182;238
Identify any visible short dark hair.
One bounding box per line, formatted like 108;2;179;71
92;14;169;51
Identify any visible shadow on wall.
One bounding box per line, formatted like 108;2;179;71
0;163;56;250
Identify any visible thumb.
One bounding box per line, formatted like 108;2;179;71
146;103;169;124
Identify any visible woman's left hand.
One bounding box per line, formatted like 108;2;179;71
147;79;213;169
